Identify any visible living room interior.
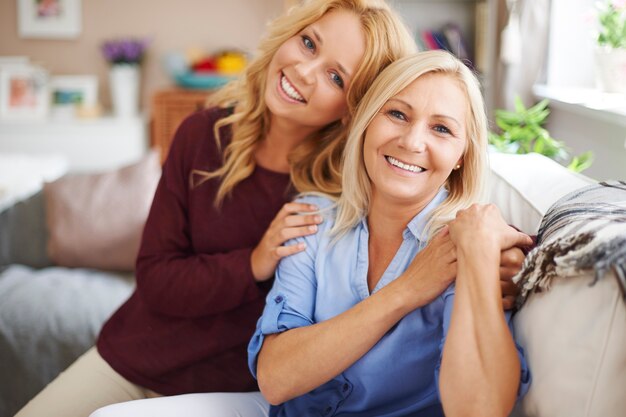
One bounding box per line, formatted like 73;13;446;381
0;0;624;417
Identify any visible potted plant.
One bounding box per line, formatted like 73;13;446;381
489;97;593;173
594;0;626;93
101;38;150;117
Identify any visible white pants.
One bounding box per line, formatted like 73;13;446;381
90;392;270;417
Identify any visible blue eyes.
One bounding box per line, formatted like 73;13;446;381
386;109;453;135
330;72;344;88
302;35;315;51
300;35;345;89
388;110;407;121
434;125;452;134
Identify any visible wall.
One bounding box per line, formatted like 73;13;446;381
545;111;626;181
0;0;284;112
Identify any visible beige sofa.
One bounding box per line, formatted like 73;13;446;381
488;152;625;417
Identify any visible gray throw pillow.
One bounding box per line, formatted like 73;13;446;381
0;191;52;268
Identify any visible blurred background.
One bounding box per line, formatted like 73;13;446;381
0;0;624;179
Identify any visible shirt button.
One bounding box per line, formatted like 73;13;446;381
274;295;283;303
342;383;350;392
323;406;332;415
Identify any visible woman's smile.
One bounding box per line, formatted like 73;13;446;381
278;72;306;103
384;155;426;174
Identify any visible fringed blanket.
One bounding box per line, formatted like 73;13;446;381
513;180;626;309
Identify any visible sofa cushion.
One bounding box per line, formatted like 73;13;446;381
0;264;134;416
510;181;626;417
487;152;593;234
44;150;160;271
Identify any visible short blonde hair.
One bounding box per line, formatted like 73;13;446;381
333;50;489;239
195;0;416;205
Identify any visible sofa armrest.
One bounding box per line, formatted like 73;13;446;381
487;152;594;234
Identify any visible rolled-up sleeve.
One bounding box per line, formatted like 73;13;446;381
435;286;531;400
248;197;325;378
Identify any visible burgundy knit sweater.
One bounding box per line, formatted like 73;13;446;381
97;107;292;395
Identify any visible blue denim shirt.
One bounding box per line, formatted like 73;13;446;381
248;189;530;417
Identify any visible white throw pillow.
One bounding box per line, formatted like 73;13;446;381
487;152;593;234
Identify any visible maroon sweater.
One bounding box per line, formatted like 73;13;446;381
97;107;292;395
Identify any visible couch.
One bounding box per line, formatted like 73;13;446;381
0;150;622;417
0;150;160;417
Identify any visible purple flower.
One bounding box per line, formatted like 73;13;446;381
101;38;150;65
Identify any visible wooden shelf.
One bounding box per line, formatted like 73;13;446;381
0;115;148;173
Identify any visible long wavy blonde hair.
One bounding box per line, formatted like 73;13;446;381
332;51;489;240
193;0;415;205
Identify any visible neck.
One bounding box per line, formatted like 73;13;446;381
367;193;428;244
254;115;318;173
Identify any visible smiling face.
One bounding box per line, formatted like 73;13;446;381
264;9;366;131
363;72;468;209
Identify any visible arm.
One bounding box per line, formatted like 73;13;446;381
255;228;457;405
135;111;320;318
440;204;532;417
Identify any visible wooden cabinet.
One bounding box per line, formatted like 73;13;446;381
151;89;213;163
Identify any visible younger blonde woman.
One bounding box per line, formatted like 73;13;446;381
15;1;416;417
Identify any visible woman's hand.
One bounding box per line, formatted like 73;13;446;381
251;202;323;281
397;227;458;310
449;204;532;252
499;246;525;309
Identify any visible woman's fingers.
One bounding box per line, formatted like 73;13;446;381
274;225;319;247
276;202;318;219
274;242;307;258
283;213;323;228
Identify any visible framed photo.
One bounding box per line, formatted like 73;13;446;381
49;75;98;118
0;66;49;120
17;0;82;39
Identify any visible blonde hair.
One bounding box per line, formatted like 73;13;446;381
193;0;416;205
333;50;489;240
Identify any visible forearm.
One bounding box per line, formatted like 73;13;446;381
258;281;410;405
440;247;520;417
136;247;264;317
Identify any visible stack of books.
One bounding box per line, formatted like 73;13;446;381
416;23;473;70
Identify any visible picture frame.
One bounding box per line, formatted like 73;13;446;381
17;0;82;39
49;75;98;118
0;65;49;120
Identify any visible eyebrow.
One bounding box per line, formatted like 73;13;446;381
386;98;462;128
311;28;352;79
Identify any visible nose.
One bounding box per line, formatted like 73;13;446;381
294;59;317;85
397;124;427;153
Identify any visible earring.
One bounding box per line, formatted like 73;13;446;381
454;164;461;170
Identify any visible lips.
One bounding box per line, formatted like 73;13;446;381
279;73;306;103
385;155;425;173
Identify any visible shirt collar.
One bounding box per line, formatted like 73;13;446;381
404;187;449;242
360;187;449;242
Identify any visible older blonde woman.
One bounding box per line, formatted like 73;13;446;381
250;51;532;417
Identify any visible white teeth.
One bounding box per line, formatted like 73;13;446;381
280;75;305;102
386;156;424;173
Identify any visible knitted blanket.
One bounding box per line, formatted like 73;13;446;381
513;180;626;309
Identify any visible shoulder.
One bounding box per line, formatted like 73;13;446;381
174;106;232;145
294;193;337;226
294;193;336;210
165;106;232;169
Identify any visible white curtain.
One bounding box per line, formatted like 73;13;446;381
498;0;551;110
